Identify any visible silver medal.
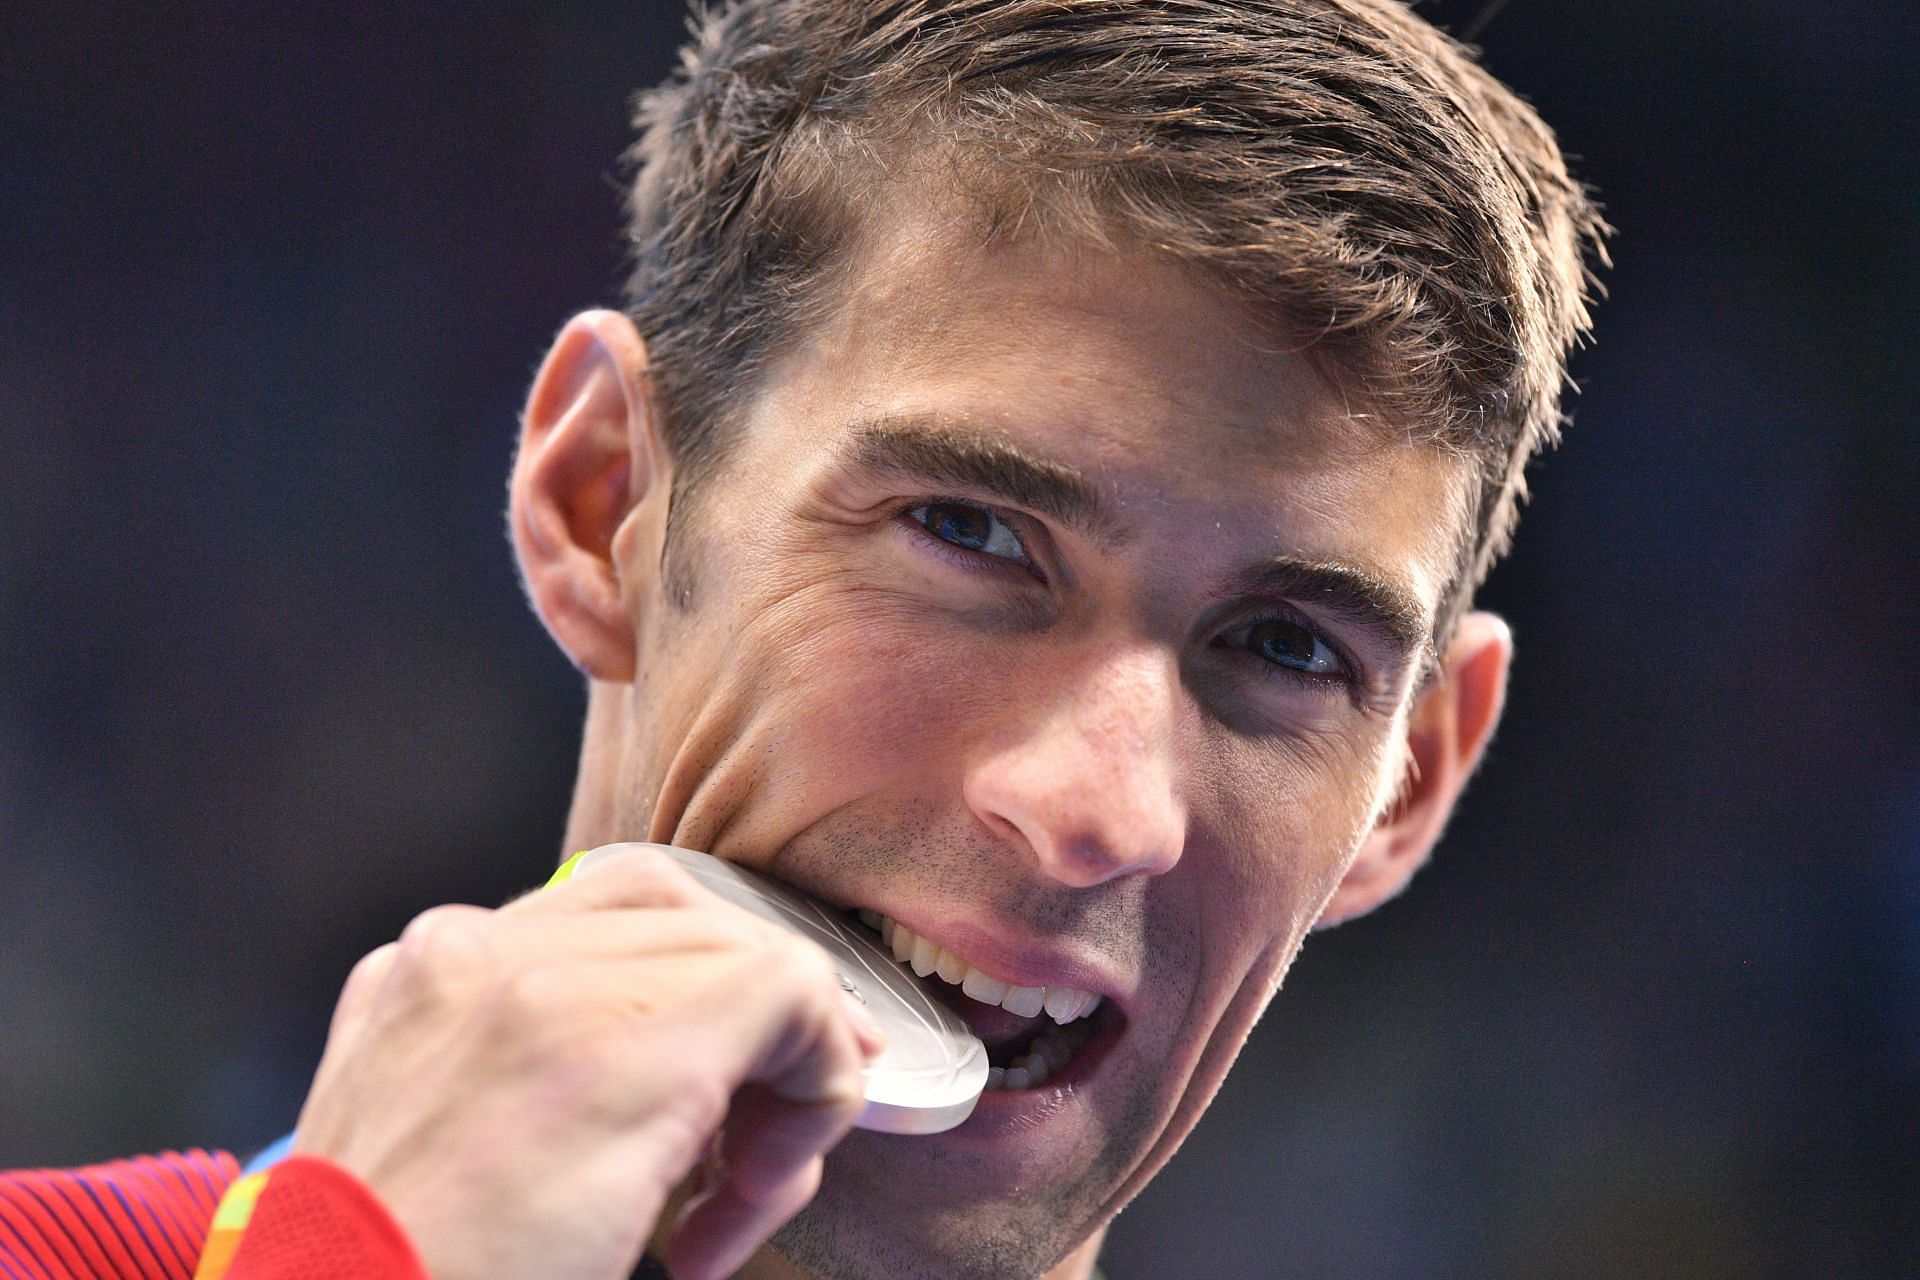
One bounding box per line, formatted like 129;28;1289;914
574;843;988;1134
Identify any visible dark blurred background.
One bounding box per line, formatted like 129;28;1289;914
2;2;1914;1276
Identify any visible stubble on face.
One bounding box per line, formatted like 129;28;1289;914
753;808;1176;1280
581;197;1468;1279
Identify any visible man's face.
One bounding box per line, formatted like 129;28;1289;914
587;211;1466;1278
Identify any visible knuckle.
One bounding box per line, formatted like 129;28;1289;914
326;943;399;1038
760;940;858;1042
671;1062;734;1130
340;943;397;1004
480;966;591;1070
645;1078;730;1175
591;845;700;899
395;904;493;979
494;964;573;1024
774;936;840;995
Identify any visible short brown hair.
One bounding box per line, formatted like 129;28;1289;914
622;0;1608;631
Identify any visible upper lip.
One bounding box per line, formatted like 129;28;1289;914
857;903;1135;1014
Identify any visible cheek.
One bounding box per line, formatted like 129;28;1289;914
1158;722;1400;1032
1200;718;1396;900
723;581;1019;805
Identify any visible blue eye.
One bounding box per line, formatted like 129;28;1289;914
907;501;1031;564
1243;618;1346;679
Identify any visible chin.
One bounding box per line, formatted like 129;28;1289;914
768;1133;1121;1280
770;1199;1088;1280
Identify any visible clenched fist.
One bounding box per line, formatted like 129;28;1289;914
291;846;885;1280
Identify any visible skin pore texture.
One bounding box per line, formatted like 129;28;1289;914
511;195;1510;1279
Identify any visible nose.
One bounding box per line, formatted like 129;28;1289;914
963;643;1188;888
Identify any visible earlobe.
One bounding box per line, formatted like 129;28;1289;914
508;309;667;682
1315;611;1512;928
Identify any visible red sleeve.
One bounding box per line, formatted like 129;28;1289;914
222;1156;425;1280
0;1149;240;1279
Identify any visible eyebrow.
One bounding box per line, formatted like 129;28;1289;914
838;414;1434;670
1221;558;1435;672
837;416;1126;546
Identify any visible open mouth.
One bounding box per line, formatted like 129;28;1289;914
846;908;1123;1092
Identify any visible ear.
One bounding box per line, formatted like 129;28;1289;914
1316;610;1512;928
508;309;667;683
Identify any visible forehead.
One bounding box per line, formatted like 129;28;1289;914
812;213;1345;459
747;208;1471;608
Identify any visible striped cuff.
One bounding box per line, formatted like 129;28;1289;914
194;1156;424;1280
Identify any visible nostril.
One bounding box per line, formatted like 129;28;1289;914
1028;832;1150;888
976;810;1025;847
1062;836;1121;876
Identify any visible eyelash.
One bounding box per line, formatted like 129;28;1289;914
900;499;1044;580
1214;614;1358;693
900;499;1362;695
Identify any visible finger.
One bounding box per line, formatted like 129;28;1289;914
662;1153;824;1280
840;993;889;1062
461;943;870;1133
712;1083;861;1209
669;941;871;1110
506;844;707;917
487;906;780;971
545;944;873;1108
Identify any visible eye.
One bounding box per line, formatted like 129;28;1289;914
906;501;1032;566
1239;617;1348;680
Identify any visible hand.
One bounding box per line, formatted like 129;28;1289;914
290;846;885;1280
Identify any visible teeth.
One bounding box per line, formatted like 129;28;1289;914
936;948;968;984
980;1008;1101;1091
858;912;1102;1025
1044;987;1089;1024
1034;1033;1070;1072
961;969;1010;1004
